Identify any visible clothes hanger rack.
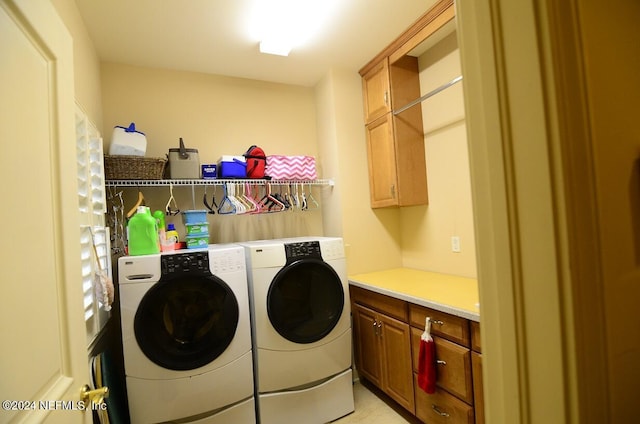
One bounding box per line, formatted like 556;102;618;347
393;75;462;116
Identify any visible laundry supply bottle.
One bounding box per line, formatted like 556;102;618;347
166;223;180;250
153;210;172;251
128;206;160;256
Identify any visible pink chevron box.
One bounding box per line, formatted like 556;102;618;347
265;155;317;180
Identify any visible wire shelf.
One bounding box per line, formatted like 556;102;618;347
105;178;335;187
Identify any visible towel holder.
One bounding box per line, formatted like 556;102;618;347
425;317;432;333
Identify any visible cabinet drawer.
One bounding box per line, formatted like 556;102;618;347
414;374;474;424
410;328;473;404
410;304;470;347
350;286;408;322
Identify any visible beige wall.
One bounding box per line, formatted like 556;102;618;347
101;63;319;160
100;63;324;241
401;32;477;278
51;0;103;129
316;69;403;274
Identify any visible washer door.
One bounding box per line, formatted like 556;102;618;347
267;259;344;344
134;275;239;371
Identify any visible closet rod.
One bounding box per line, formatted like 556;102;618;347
393;75;463;116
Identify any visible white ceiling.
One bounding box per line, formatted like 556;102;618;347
75;0;439;87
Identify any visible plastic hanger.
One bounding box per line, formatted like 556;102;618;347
292;183;301;210
108;188;125;255
239;183;258;214
218;184;236;215
228;184;246;214
165;183;180;215
203;185;217;214
258;183;285;213
302;183;319;210
126;189;145;218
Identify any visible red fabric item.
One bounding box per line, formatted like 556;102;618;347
243;145;266;179
418;338;437;393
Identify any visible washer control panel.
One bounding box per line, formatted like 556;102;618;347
209;248;246;275
161;251;210;276
285;241;322;262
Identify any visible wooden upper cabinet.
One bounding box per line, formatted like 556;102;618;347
359;0;454;209
362;58;391;124
365;114;398;208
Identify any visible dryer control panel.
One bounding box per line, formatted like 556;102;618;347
161;251;210;276
285;241;322;262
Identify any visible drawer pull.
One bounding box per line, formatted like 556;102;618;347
436;360;447;366
432;404;450;417
431;319;445;326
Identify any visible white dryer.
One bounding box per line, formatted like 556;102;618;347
242;237;354;424
118;245;255;424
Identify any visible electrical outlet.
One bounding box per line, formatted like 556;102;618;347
451;236;461;253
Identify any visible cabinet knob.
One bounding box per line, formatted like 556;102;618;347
372;320;383;336
436;360;447;366
390;184;396;198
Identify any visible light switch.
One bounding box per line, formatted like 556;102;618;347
451;236;461;253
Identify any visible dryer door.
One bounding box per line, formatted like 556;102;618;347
267;258;344;344
134;275;239;370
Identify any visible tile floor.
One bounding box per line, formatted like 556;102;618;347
332;380;419;424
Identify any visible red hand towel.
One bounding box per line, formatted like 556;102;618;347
418;321;437;393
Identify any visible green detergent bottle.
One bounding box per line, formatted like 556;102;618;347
128;206;160;256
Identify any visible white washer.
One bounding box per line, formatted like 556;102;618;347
118;245;255;424
242;237;355;424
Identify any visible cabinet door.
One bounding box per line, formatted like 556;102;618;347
365;114;399;208
353;304;383;386
362;58;391;123
472;352;484;424
380;314;415;413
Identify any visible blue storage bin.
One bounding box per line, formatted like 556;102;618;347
182;210;207;224
217;156;246;178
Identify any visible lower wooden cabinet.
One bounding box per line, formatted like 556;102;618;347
351;285;483;424
352;302;415;413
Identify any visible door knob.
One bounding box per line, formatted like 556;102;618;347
80;384;109;405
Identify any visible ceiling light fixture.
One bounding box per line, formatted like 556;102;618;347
259;39;292;57
249;0;339;57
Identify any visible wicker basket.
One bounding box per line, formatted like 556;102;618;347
104;155;167;180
